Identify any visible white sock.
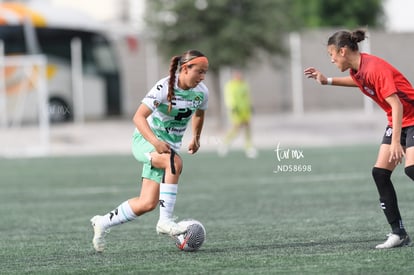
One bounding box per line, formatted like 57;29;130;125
159;183;178;221
99;200;137;230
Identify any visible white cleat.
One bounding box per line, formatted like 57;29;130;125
156;219;187;236
375;233;411;249
90;215;109;252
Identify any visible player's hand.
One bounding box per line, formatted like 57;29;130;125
304;67;328;85
154;140;171;154
389;142;404;165
188;137;200;154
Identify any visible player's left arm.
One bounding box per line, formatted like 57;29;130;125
385;93;404;164
188;109;205;154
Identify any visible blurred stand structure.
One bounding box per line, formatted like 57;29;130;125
0;53;50;157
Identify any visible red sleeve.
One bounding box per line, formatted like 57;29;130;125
371;67;397;100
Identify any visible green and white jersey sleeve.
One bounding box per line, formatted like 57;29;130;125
139;76;208;151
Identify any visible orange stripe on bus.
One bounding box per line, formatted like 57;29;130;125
1;3;46;26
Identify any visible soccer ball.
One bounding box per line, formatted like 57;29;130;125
174;219;206;252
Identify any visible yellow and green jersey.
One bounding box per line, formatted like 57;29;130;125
224;79;251;123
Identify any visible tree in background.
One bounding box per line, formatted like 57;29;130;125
145;0;292;73
145;0;384;71
145;0;293;123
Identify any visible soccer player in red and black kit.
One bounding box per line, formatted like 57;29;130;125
304;29;414;249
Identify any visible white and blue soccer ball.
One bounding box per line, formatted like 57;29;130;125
174;219;206;252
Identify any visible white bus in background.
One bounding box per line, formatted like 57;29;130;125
0;1;133;123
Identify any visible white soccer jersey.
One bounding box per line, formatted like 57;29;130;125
139;76;208;151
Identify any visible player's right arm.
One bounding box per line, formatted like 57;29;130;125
304;67;357;87
133;104;171;154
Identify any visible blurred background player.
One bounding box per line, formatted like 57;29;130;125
219;70;257;158
304;29;414;249
90;50;209;252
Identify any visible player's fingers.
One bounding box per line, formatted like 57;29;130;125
304;70;320;79
389;152;403;164
163;143;171;153
304;67;315;72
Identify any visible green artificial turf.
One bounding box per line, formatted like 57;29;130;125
1;145;414;274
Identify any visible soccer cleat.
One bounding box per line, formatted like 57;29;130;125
375;233;411;249
90;215;109;252
156;219;187;236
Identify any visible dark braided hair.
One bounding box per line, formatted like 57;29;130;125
327;29;366;52
167;49;206;113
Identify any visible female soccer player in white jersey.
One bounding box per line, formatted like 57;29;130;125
90;50;209;252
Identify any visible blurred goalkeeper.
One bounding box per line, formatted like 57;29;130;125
219;70;257;158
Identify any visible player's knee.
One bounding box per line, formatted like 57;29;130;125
404;165;414;181
372;167;392;186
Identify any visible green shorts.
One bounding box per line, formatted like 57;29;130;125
132;131;164;183
230;108;251;124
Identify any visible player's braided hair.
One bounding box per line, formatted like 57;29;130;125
167;50;206;113
327;29;367;52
